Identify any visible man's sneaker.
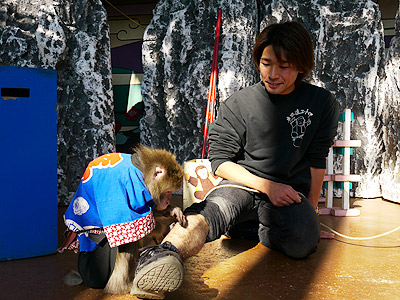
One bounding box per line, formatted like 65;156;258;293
131;242;184;299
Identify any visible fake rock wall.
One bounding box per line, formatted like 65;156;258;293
379;4;400;202
0;0;115;205
260;1;386;197
142;0;399;200
140;0;259;160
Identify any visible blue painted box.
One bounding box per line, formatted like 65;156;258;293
0;65;58;260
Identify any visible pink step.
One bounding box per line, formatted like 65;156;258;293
333;140;361;147
331;207;360;217
333;174;361;182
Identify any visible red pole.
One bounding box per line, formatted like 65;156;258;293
201;9;222;159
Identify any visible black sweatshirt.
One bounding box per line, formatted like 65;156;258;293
208;81;339;195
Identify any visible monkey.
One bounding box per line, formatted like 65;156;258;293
60;145;186;295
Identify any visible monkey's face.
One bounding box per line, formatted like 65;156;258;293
135;146;183;212
155;189;174;211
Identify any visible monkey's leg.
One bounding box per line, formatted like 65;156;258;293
104;242;139;294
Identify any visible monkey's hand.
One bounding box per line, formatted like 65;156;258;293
163;205;187;227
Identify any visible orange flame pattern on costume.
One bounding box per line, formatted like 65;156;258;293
82;153;123;183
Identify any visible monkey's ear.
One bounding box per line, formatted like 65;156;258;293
153;166;166;180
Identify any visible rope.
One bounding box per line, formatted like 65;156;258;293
103;0;146;29
320;222;400;241
203;183;400;241
201;9;222;159
203;183;259;200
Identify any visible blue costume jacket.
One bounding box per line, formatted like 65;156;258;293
64;153;155;252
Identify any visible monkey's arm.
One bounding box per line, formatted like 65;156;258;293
162;205;187;227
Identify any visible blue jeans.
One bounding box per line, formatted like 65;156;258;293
185;180;320;259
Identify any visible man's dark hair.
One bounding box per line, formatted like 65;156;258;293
252;21;314;85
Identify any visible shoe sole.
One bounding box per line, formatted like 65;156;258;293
131;255;184;299
130;287;165;300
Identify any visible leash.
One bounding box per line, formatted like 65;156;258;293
320;222;400;241
201;9;222;159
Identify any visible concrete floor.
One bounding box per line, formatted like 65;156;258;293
1;197;400;300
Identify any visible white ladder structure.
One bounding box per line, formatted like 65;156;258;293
319;109;361;216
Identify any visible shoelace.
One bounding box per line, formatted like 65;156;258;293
138;242;179;263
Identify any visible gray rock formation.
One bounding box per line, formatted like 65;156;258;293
0;0;115;205
142;0;399;200
379;3;400;202
261;1;386;197
140;0;259;160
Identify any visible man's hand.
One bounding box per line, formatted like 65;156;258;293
264;180;302;207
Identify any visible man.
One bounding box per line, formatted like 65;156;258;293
131;21;339;299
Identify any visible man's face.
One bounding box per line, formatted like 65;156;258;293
259;45;302;95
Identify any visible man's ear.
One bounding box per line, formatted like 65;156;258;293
153;166;166;180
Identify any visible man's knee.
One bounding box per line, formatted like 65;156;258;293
282;216;320;259
258;216;320;259
283;235;319;259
